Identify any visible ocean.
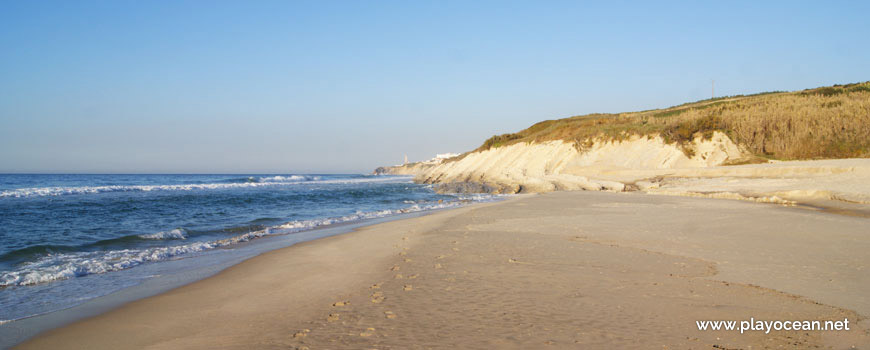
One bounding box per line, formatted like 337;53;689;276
0;174;494;325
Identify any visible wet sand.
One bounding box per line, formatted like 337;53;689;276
18;191;870;349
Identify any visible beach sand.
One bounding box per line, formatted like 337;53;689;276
17;191;870;349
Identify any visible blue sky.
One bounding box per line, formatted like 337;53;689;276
1;1;868;173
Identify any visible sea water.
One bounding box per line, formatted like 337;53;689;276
0;174;494;324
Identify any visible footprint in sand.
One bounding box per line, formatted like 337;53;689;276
404;258;413;262
332;301;350;307
359;327;376;337
371;291;385;303
403;285;413;291
390;265;400;271
394;273;403;279
434;263;442;269
435;255;446;260
327;313;340;322
292;329;310;338
408;274;418;279
370;283;381;289
399;251;407;256
384;311;397;319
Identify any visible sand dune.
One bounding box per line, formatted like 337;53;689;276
638;159;870;206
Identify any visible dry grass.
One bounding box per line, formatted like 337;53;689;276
473;82;870;160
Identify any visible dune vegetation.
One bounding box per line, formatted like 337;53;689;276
474;82;870;161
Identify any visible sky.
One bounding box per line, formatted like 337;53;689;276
1;1;868;173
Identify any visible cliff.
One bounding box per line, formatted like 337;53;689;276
374;82;870;211
416;131;745;193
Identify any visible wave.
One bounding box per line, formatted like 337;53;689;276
222;175;322;184
0;176;411;198
258;175;321;182
138;228;188;240
221;176;260;183
0;196;495;287
1;229;193;265
0;244;78;263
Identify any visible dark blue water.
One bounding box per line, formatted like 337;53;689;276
0;174;492;323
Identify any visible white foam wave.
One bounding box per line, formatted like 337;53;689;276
0;176;411;198
259;175;321;182
0;195;497;287
139;228;187;240
0;241;219;287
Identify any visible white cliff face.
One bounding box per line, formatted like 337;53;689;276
567;132;743;170
418;140;597;192
417;132;745;193
411;131;870;212
376;132;870;212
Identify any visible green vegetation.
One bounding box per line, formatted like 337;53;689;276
799;82;870;97
471;81;870;160
479;133;524;150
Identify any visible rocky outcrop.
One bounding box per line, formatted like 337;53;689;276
373;162;437;176
374;153;461;176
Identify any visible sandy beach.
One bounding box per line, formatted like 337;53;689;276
15;191;868;349
4;2;868;349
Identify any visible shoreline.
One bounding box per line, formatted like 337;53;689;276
13;199;510;349
15;191;870;349
0;206;468;349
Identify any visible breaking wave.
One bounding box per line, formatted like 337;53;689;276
0;176;409;198
222;175;322;183
259;175;321;182
138;228;188;240
0;197;490;287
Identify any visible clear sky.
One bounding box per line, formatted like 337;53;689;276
1;1;868;173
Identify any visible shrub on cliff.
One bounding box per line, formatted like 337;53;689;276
470;82;870;160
